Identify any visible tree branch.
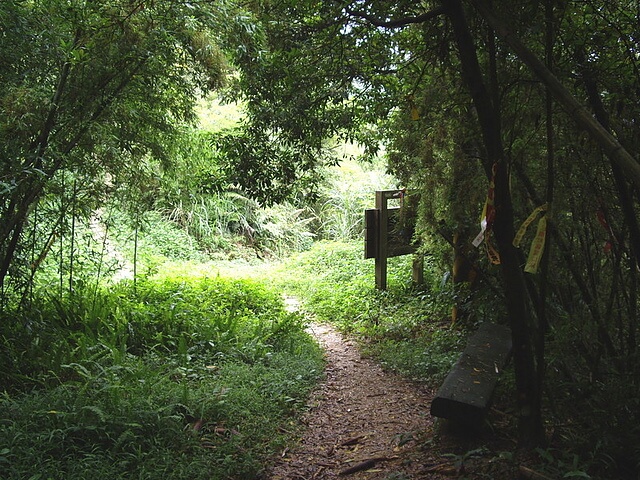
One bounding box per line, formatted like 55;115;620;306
345;6;446;29
469;0;640;191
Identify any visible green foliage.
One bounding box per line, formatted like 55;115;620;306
28;206;212;293
256;203;316;257
212;125;333;205
313;158;397;242
168;192;258;250
273;241;464;385
118;276;302;359
152;109;323;258
134;210;211;263
0;0;260;299
0;275;324;479
544;340;640;478
272;241;380;329
196;96;243;132
367;328;464;385
0;349;322;479
154;147;392;260
533;448;592;479
159;188;316;259
230;2;640;473
2;0;639;476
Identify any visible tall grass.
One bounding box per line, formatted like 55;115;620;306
166;192;316;259
168;192;261;251
257;203;316;257
313;159;397;241
161;157;396;258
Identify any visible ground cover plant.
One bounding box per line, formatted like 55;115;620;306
270;241;631;479
272;240;465;386
0;276;324;480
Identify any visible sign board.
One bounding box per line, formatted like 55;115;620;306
364;190;421;289
365;207;415;258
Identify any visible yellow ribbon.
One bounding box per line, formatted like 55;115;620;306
524;213;548;274
513;203;548;247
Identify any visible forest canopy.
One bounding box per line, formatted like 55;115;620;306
1;0;639;475
225;0;640;448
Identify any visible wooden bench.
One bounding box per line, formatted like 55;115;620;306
430;322;512;426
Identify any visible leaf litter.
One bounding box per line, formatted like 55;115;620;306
267;322;451;479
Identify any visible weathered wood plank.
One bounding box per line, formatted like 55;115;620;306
364;208;379;259
430;322;512;425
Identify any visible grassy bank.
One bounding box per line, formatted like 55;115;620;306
0;276;323;479
272;240;464;386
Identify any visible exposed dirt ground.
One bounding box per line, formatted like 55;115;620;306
267;322;454;480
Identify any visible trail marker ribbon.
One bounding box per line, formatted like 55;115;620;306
596;207;616;253
513;203;549;274
473;164;500;264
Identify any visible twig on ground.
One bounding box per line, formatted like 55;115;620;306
519;465;557;480
338;456;397;476
340;434;366;446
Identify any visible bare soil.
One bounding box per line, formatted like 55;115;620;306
267;322;454;480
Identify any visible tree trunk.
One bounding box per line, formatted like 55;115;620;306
446;0;545;446
469;0;640;191
578;51;640;270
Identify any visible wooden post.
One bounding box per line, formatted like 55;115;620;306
375;191;388;290
412;255;424;286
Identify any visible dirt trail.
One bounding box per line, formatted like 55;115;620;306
268;322;449;479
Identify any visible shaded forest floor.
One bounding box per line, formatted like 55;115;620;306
267;320;533;480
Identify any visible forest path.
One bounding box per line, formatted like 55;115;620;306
268;314;450;479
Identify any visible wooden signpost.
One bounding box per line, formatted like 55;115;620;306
366;192;512;424
365;190;422;290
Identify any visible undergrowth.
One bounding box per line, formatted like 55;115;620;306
0;276;323;479
272;240;465;385
270;241;636;479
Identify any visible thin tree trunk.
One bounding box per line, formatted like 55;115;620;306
69;179;77;294
512;163;617;356
469;0;640;191
0;54;147;293
0;55;73;291
535;0;555;432
577;50;640;271
446;0;545;446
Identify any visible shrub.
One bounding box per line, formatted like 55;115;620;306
273;240;464;385
0;275;324;480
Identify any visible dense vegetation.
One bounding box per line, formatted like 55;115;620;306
1;1;640;479
274;241;465;385
1;269;325;478
226;0;640;465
